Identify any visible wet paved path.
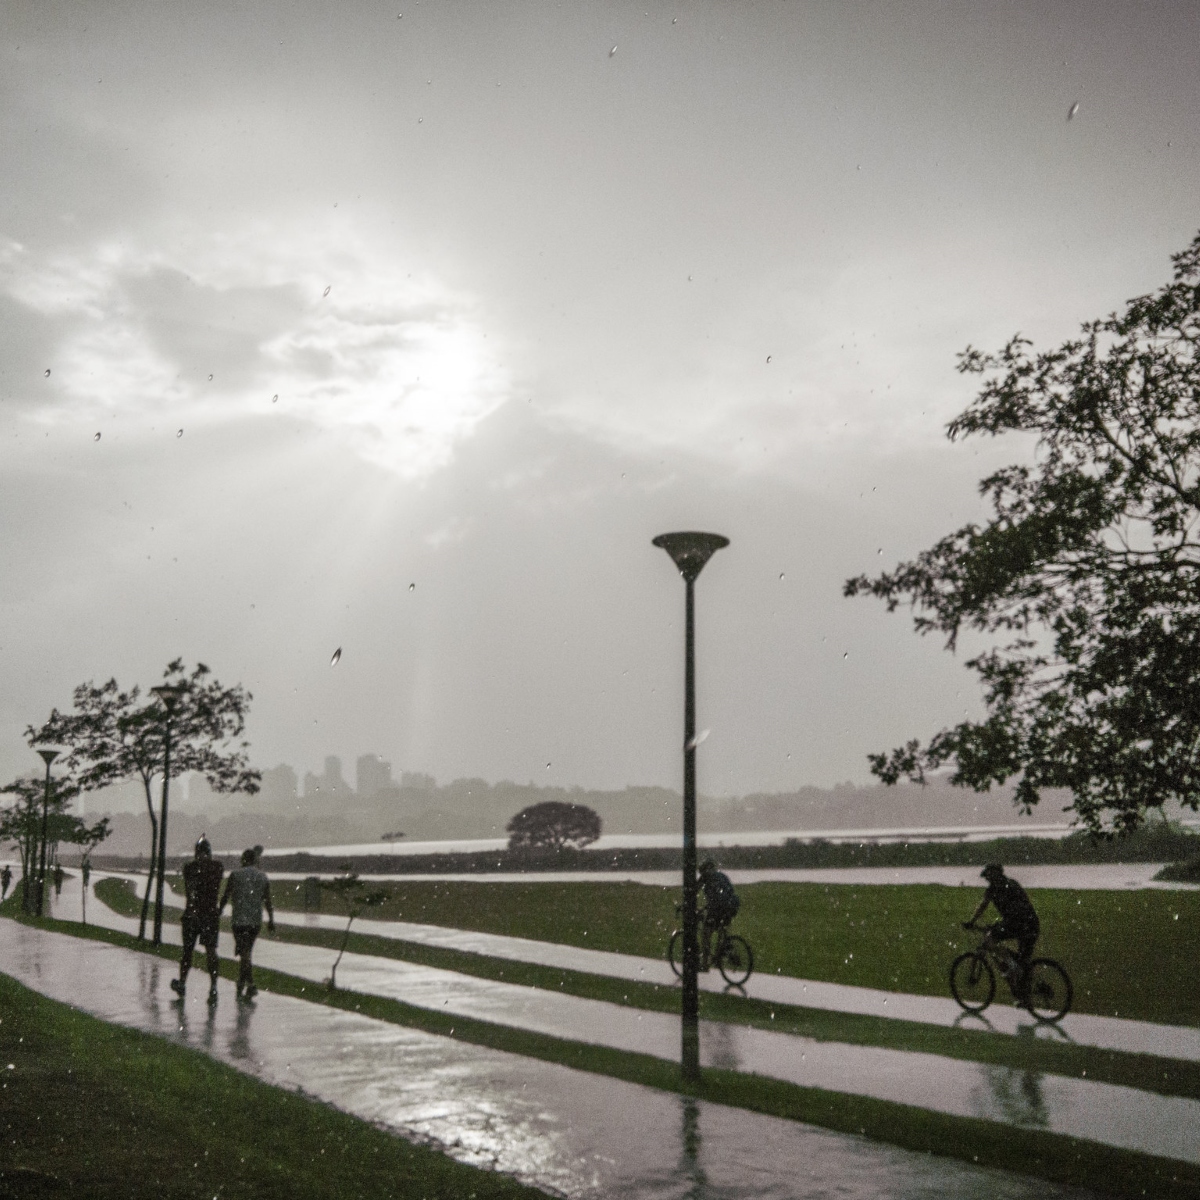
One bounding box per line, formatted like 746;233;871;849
52;877;1200;1164
96;872;1200;1063
0;919;1094;1200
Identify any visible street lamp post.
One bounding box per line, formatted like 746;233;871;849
150;683;188;946
35;748;60;917
652;531;729;1083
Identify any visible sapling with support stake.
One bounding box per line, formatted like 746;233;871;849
320;873;392;990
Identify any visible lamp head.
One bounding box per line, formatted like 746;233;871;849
36;748;60;767
150;682;188;715
652;531;729;582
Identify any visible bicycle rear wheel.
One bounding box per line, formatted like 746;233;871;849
667;929;683;978
950;951;995;1012
717;934;754;986
1026;958;1072;1022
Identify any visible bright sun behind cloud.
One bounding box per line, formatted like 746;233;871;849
1;218;512;479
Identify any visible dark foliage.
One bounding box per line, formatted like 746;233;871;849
506;800;602;852
846;232;1200;834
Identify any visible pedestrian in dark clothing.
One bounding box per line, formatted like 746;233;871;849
171;837;224;1003
53;863;64;898
965;863;1040;996
219;848;275;1000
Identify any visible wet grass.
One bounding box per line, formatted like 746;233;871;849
0;970;545;1200
260;875;1200;1027
9;908;1200;1200
88;877;1200;1103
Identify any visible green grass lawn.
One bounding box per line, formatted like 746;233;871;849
260;876;1200;1027
0;971;545;1200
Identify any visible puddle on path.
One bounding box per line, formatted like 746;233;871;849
0;919;1096;1199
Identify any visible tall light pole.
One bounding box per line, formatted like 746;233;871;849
150;683;188;946
35;748;60;917
652;530;728;1083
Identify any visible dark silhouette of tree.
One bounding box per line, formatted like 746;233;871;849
28;660;260;937
846;232;1200;835
0;774;109;913
506;801;602;852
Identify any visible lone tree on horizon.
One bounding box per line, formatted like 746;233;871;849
506;801;602;853
846;230;1200;836
28;659;260;937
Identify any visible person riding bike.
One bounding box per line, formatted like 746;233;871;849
697;859;740;971
964;863;1040;998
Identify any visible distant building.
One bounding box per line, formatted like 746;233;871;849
259;764;299;811
400;771;437;791
356;754;393;799
303;755;354;802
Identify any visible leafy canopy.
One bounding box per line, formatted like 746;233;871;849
28;659;261;801
845;232;1200;835
506;801;602;852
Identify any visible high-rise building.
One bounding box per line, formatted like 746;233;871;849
356;754;393;799
303;756;354;802
259;764;299;811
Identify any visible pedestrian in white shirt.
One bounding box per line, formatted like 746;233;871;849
218;848;275;1000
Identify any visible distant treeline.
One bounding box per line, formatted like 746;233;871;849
91;823;1200;876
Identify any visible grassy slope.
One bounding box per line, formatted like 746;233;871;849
0;971;544;1200
12;906;1200;1200
259;877;1200;1027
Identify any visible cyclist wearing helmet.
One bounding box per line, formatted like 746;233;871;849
697;859;740;970
965;864;1040;995
171;836;224;1003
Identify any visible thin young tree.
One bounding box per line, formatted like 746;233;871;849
0;775;108;914
29;660;260;938
846;231;1200;835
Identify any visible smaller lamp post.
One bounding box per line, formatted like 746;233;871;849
35;748;60;917
150;683;188;946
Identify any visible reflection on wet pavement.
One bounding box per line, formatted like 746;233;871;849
65;874;1200;1162
0;919;1095;1199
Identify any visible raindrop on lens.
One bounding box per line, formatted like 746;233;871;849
546;762;551;769
323;286;331;297
1067;102;1079;121
272;394;278;403
43;368;50;377
330;648;342;667
93;432;101;441
408;582;415;591
766;355;771;363
176;429;183;438
687;729;710;749
609;45;617;56
208;374;213;381
779;572;785;580
843;652;849;659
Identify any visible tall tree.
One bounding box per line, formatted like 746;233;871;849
29;660;260;937
845;232;1200;835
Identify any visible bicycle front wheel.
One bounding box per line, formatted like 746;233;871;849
950;951;995;1012
717;935;754;986
1026;958;1072;1022
667;930;683;979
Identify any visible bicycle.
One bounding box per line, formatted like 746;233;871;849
950;922;1073;1022
667;906;754;987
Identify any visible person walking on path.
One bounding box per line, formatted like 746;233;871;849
219;848;275;1000
171;836;224;1003
1;864;11;901
53;863;64;899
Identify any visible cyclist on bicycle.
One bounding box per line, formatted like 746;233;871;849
697;859;740;971
964;863;1040;996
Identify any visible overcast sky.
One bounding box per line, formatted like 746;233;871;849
3;1;1198;800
